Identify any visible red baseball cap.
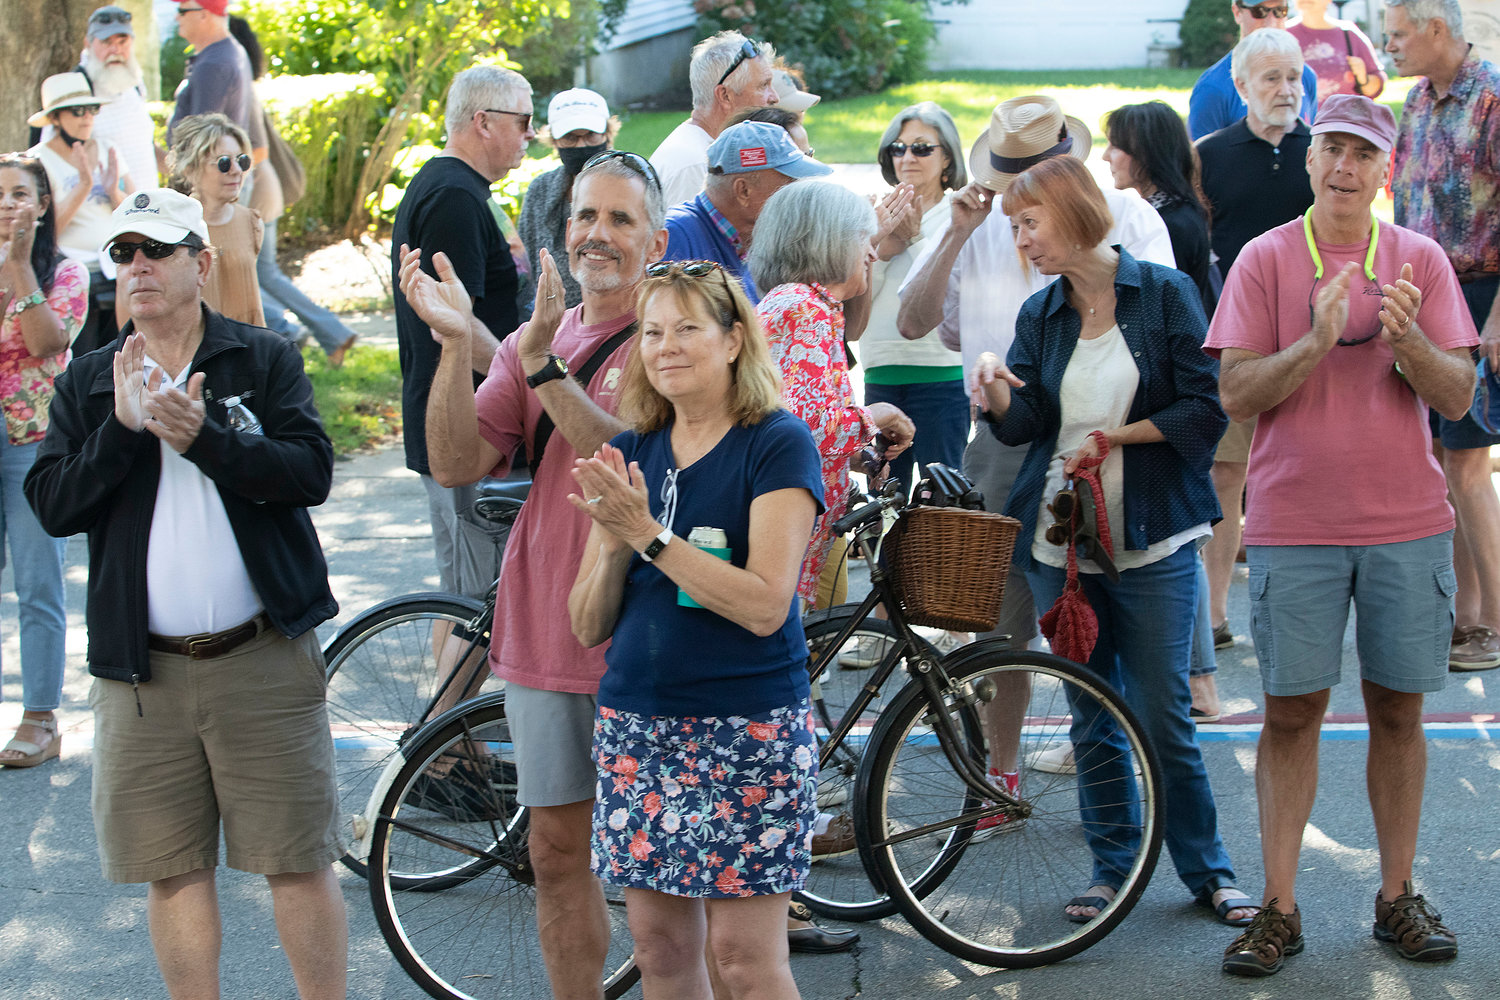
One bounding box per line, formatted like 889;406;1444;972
178;0;230;16
1311;94;1396;152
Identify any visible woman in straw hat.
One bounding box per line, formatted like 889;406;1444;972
972;154;1254;928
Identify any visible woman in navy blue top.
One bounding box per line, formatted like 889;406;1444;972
568;261;824;1000
972;155;1254;930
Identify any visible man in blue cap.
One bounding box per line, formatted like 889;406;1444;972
661;120;832;304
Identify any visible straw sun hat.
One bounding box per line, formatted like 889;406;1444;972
968;94;1092;193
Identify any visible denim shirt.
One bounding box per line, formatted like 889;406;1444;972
987;249;1226;571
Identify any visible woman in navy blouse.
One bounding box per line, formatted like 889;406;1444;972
568;262;824;999
972;155;1253;928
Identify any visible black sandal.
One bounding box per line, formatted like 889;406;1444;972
1195;886;1259;927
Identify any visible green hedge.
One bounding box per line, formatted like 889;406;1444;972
1179;0;1239;68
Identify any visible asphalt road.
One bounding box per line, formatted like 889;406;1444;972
1;445;1496;1000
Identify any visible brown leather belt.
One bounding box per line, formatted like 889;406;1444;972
148;612;272;660
1456;271;1499;285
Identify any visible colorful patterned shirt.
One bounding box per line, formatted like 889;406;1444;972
0;258;84;445
759;282;876;604
1392;51;1500;277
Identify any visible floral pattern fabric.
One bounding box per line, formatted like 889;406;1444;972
759;282;876;604
1;258;84;445
591;702;817;898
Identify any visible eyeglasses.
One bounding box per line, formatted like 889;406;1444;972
93;9;132;24
1235;2;1289;18
107;235;202;265
659;468;679;532
885;141;939;159
582;149;662;192
716;38;761;87
176;5;206;15
483;108;533;133
646;260;725;279
215;153;251;173
64;105;102;118
1307;276;1384;347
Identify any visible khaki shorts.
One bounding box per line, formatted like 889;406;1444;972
1213;416;1257;464
90;626;344;883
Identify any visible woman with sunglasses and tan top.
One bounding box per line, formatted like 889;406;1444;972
169;113;264;326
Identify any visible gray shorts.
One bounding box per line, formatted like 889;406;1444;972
963;432;1037;645
421;475;504;600
505;681;598;807
1246;531;1456;697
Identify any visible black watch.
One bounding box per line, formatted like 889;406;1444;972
525;354;569;389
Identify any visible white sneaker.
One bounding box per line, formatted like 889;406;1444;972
1030;744;1076;775
816;781;849;809
931;631;970;654
838;634;890;670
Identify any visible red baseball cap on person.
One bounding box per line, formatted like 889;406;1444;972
178;0;230;16
1310;94;1397;152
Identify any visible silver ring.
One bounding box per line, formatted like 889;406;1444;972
546;294;557;300
587;496;602;505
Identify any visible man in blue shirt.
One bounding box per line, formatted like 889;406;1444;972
1188;1;1319;139
662;120;831;304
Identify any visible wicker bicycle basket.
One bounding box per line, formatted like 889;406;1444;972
883;505;1021;633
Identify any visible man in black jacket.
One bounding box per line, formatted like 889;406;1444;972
25;188;348;1000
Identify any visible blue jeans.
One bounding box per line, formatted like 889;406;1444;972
1028;545;1236;896
1189;554;1215;678
0;439;67;711
256;217;356;355
861;377;969;492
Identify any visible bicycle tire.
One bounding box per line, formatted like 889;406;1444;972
795;605;939;922
322;593;494;878
367;699;639;1000
855;643;1163;968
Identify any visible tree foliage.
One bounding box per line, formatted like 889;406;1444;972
1178;0;1239;68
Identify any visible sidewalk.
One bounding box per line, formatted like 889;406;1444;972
2;435;1497;999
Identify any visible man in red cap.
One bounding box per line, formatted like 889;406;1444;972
167;0;261;153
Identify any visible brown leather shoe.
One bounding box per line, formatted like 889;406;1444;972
1374;881;1457;961
810;812;856;860
1222;899;1304;977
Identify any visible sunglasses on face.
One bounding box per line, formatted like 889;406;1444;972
176;5;205;15
885;141;939;159
215;153;251;173
65;105;102;118
1236;2;1289;18
107;236;200;264
717;38;761;86
582;149;663;192
483;108;533;133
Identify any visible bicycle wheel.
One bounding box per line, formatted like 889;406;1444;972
367;700;639;1000
323;593;495;877
855;643;1163;967
796;605;937;922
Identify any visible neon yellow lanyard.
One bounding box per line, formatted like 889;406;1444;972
1303;206;1379;281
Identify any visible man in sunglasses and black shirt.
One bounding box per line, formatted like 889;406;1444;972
26;188;348;998
1188;1;1320;139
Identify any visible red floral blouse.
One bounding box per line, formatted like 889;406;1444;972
1;257;84;445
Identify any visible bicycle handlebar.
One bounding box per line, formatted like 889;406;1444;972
831;491;902;535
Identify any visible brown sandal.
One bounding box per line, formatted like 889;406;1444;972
0;715;61;768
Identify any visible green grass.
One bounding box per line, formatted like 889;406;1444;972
305;343;403;458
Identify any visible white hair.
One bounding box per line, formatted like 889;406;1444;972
1231;27;1303;83
445;65;531;137
748;181;876;291
688;31;776;112
1386;0;1464;36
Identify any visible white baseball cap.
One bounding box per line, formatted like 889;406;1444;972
547;89;610;137
99;189;211;251
772;69;819;114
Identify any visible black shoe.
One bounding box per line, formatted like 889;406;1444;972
787;901;859;954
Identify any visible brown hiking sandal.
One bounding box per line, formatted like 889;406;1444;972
1373;881;1457;961
1222;898;1304;977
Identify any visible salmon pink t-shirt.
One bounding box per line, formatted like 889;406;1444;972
475;308;636;693
1204;217;1477;546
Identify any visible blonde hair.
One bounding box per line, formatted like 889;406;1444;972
619;266;784;433
168;112;250;188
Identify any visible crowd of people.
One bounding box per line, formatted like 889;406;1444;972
1;0;1494;997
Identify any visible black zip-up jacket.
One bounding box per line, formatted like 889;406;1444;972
24;306;338;684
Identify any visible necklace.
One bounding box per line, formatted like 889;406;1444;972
1073;287;1113;317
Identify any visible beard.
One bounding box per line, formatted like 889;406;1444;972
81;48;144;99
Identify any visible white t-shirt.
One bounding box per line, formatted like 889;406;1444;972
28;137;131;271
899;184;1175;390
650;120;714;207
861;192;962;371
144;355;263;635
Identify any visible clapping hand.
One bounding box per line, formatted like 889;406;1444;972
398;244;474;345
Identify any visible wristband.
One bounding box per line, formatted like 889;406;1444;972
7;288;45;316
640;527;673;562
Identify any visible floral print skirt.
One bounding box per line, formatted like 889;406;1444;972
591;701;818;898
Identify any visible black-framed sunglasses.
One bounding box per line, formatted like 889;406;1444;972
716;38;761;86
93;9;132;24
1308;276;1384;347
65;105;102;117
107;235;203;265
1235;1;1288;18
215;153;251;173
1044;483;1078;546
483;108;533;133
582;149;662;191
885;141;939;159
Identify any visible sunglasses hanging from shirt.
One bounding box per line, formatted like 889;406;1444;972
1303;206;1383;347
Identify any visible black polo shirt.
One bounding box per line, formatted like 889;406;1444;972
1197;118;1315;278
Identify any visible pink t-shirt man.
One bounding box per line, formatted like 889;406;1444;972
475;308;636;693
1204;217;1478;547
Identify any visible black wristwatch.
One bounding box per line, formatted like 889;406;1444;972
525;354;569;389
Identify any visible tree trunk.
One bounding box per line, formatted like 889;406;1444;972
0;0;159;153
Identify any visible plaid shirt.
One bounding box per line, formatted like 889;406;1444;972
1392;50;1500;276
